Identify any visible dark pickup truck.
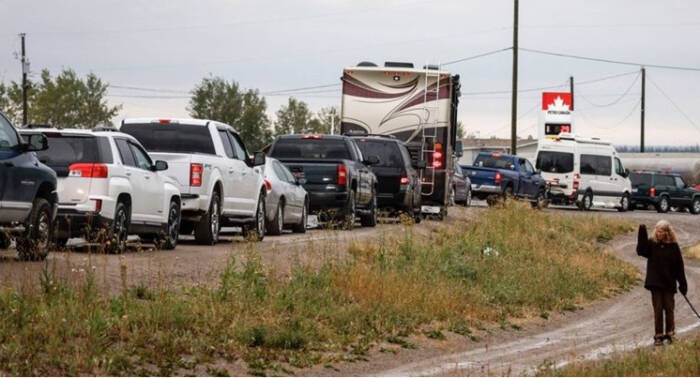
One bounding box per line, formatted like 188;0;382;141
0;114;58;260
462;152;548;207
630;170;700;214
268;134;379;229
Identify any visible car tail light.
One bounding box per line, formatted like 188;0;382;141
573;173;580;191
337;165;347;186
68;163;108;178
302;134;322;139
94;199;102;213
159;119;171;124
494;172;502;184
650;187;656;197
264;179;272;192
431;142;444;169
190;163;203;187
400;174;409;185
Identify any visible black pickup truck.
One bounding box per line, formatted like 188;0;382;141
0;113;58;260
268;134;378;229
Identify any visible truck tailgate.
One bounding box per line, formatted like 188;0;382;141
281;160;343;185
461;166;501;187
148;152;193;193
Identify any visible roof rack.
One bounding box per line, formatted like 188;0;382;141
23;124;57;129
92;126;119;132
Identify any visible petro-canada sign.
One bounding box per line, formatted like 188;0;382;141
539;92;574;139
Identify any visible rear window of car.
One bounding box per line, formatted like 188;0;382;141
25;134;113;176
630;172;653;186
270;138;350;160
355;139;403;168
474;154;513;170
120;123;215;155
536;151;574;173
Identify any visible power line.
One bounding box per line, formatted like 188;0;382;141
109;85;189;94
261;83;340;95
520;47;700;72
647;74;700;133
442;47;512;66
578;72;640;108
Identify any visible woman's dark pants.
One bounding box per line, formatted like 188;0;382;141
651;290;675;335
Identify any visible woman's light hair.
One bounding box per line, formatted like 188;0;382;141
652;220;678;244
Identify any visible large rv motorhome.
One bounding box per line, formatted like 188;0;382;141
340;61;461;219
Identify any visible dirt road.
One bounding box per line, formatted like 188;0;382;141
372;207;700;376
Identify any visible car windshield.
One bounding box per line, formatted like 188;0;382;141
630;172;652;186
355;139;403;168
536;151;574;173
271;138;350;160
474;154;512;169
0;115;19;150
120;123;215;154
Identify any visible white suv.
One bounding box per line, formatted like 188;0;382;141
120;118;268;243
20;127;182;253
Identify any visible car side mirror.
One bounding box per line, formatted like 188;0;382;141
24;133;48;152
455;140;464;158
364;155;380;166
413;160;427;169
153;160;168;171
296;178;307;185
623;168;630;178
253;151;266;166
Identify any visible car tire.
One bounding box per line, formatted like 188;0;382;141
155;199;180;250
360;191;378;227
292;199;308;234
503;185;514;203
449;187;456;206
617;193;630;213
464;188;472;207
105;201;129;254
0;233;11;249
690;197;700;215
16;198;53;261
656;196;670;213
179;221;195;236
195;191;221;245
580;191;593;211
242;193;266;242
267;200;284;236
532;189;546;210
342;191;356;230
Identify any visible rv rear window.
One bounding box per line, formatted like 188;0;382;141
536;151;573;174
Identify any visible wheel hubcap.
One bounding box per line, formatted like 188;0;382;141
169;206;179;241
694;201;700;213
116;209;127;249
37;212;49;251
258;201;265;234
277;205;283;231
211;202;219;238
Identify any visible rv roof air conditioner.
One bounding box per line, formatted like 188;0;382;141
384;62;414;68
357;61;377;67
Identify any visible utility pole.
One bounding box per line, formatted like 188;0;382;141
640;67;645;153
569;76;574;110
330;113;335;135
20;33;28;126
510;0;519;155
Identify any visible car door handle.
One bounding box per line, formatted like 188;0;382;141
228;170;235;174
145;176;151;180
126;172;132;177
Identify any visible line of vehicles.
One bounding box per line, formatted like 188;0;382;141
1;61;698;260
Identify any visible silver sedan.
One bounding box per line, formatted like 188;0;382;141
263;157;309;235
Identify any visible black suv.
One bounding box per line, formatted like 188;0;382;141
630;171;700;214
0;114;58;260
352;135;423;221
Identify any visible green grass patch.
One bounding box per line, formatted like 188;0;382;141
0;202;637;375
540;335;700;376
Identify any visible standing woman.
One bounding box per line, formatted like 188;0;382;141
637;220;688;346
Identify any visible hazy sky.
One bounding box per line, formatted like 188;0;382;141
1;0;699;145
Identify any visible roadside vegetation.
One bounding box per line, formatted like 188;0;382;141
684;243;700;259
0;202;637;375
540;335;700;376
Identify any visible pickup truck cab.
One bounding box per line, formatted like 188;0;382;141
268;134;378;229
463;152;548;207
630;171;700;214
0;113;57;260
120;118;267;243
20;127;182;252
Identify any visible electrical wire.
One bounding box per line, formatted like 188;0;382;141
109;85;190;94
520;47;700;72
442;47;512;66
647;74;700;133
577;72;640;108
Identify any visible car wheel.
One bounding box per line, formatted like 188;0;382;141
656;196;670;213
292;199;308;234
503;185;514;203
449;187;456;206
156;200;180;250
0;233;11;249
195;191;220;245
465;188;472;207
16;198;53;261
361;190;378;227
532;189;546;210
342;191;356;230
105;201;129;254
581;191;593;211
617;194;630;213
242;193;266;241
267;201;284;236
690;197;700;215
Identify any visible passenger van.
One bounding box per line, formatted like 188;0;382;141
534;133;632;211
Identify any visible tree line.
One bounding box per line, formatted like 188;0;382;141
0;69;340;151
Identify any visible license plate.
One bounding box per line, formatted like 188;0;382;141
632;188;638;193
306;215;318;229
421;206;441;214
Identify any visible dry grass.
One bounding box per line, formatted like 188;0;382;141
684;243;700;260
0;202;638;375
540;335;700;376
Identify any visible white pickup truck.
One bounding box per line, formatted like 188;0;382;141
120;118;268;243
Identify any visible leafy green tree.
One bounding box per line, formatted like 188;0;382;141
316;106;340;134
274;97;318;135
189;76;272;151
0;69;120;128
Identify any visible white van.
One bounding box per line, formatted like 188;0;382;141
534;134;632;211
